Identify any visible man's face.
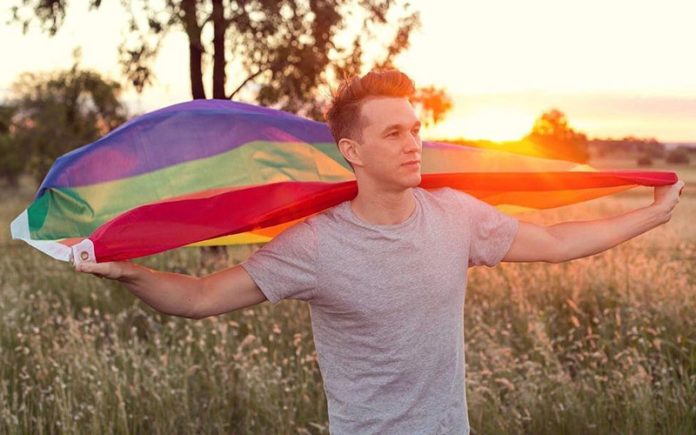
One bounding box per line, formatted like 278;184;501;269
349;96;422;190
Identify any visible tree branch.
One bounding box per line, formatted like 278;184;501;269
228;69;264;100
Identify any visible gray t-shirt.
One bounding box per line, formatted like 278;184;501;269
241;187;519;434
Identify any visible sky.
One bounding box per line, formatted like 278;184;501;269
1;0;695;142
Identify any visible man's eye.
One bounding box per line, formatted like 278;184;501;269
388;131;399;137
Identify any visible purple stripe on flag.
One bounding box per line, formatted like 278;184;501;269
37;100;335;197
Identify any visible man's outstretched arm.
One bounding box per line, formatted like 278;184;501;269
502;180;685;263
75;261;267;318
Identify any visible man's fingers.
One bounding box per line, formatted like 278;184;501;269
75;263;90;273
76;262;107;276
75;261;124;280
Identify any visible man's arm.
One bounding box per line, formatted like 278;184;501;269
502;180;684;263
75;261;267;319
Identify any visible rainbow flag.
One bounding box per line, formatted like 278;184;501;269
10;99;677;263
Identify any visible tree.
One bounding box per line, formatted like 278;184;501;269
524;108;589;163
10;60;127;183
10;0;451;123
0;104;25;187
411;86;453;127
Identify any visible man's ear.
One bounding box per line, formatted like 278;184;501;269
338;138;363;167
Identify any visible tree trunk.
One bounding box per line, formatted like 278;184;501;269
212;0;226;99
182;0;206;99
182;0;227;271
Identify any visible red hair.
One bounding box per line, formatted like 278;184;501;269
324;69;416;144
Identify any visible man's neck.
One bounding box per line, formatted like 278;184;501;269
349;183;417;226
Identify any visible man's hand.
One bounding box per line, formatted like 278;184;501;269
652;179;685;221
74;261;129;281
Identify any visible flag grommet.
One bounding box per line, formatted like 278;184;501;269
72;239;96;265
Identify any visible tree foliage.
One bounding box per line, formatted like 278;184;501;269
0;104;25;186
410;85;453;127
524;108;589;163
10;61;127;183
10;0;451;124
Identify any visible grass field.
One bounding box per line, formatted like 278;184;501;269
1;161;694;434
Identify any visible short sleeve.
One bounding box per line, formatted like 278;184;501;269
459;192;519;267
240;220;317;305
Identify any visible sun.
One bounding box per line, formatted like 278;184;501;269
423;108;534;142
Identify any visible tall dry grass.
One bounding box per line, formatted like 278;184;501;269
1;169;694;434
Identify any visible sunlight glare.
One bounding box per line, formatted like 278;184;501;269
424;108;534;141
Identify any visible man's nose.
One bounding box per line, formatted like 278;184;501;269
405;132;421;153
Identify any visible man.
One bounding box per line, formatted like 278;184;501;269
76;70;684;434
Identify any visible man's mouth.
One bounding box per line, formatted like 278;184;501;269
402;160;421;167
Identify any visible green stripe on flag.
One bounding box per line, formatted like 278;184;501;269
29;140;352;239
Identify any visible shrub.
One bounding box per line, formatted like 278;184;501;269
665;148;690;164
637;155;653;167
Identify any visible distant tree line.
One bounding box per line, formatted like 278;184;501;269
590;136;692;166
589;136;665;159
439;108;692;166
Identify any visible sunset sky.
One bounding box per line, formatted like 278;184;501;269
1;0;694;143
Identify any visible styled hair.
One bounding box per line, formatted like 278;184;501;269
324;69;416;145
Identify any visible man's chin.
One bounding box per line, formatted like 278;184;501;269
409;173;422;186
369;172;421;191
400;173;421;188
